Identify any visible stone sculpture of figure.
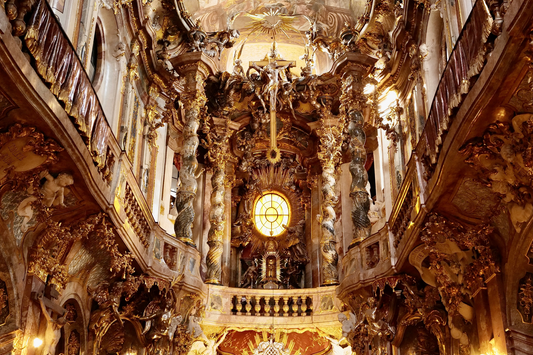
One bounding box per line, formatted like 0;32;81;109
283;220;309;264
240;260;258;288
279;81;297;119
186;302;207;341
40;170;74;207
366;182;383;226
38;294;70;355
224;58;247;106
17;170;74;232
248;73;268;113
266;256;277;280
323;335;353;355
206;29;240;60
248;61;292;111
187;20;207;52
156;40;176;76
284;261;300;289
338;311;357;338
264;61;292;98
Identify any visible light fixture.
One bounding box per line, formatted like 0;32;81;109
33;338;43;348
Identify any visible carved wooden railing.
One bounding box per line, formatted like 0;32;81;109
420;0;495;173
390;180;415;249
124;183;151;248
9;0;205;280
22;0;117;185
387;157;422;250
203;286;341;327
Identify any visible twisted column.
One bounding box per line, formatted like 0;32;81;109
348;109;371;247
173;64;208;246
203;121;232;284
340;74;372;248
317;120;344;286
205;164;225;284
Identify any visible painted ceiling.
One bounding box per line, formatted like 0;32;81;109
180;0;368;74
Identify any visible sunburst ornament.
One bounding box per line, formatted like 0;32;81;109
245;9;298;39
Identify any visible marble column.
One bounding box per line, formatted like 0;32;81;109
203;121;233;285
222;182;232;286
347;107;371;247
316;119;344;286
172;53;217;247
205;161;225;284
335;55;376;248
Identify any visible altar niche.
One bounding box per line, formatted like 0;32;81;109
232;181;309;289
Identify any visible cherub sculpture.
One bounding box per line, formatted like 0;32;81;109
17;170;74;231
338;311;357;338
40;170;74;207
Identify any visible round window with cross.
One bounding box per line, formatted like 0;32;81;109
253;192;291;237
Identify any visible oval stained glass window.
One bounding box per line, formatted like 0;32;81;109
253;192;290;237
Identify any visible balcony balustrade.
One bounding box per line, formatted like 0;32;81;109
419;0;496;176
202;285;340;328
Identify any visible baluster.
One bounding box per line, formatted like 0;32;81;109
245;296;252;315
264;297;271;316
236;295;243;314
273;296;280;316
291;297;298;316
301;297;308;315
282;296;289;316
254;297;261;315
307;296;313;314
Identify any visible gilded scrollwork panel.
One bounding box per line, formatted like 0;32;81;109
0;279;8;326
518;273;533;324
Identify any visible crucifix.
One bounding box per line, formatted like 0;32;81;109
249;44;295;163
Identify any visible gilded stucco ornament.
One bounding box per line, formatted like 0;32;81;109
0;124;63;181
339;295;394;354
399;282;448;355
87;276;203;355
417;213;499;352
67;330;81;355
28;213;135;291
518;273;533;323
0;279;8;326
461;114;533;232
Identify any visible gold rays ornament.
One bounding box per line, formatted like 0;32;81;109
245;9;298;40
